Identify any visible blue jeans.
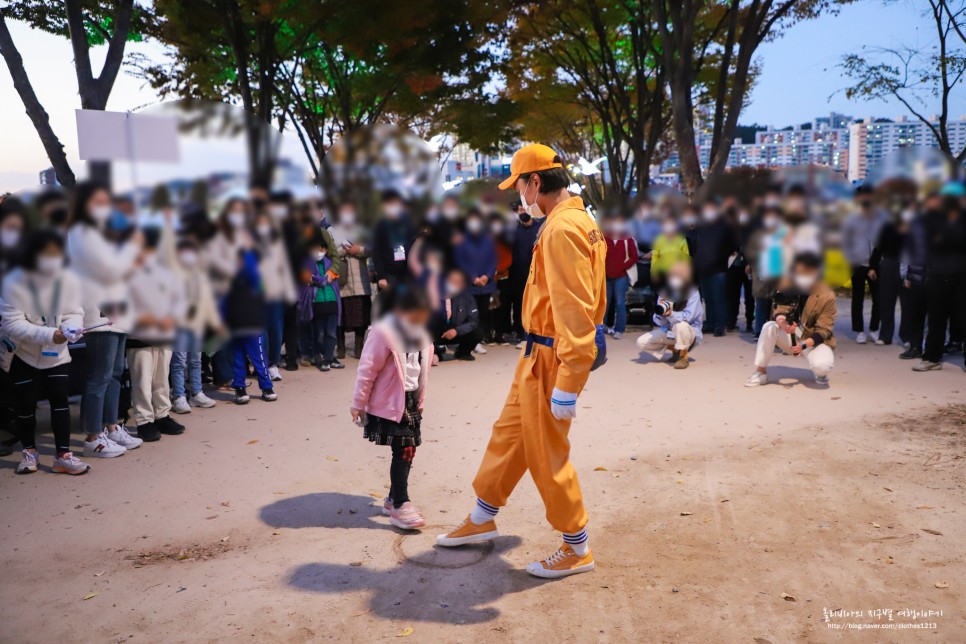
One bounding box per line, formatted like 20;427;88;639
699;272;728;333
754;297;772;336
171;329;202;398
264;301;285;368
81;332;126;435
605;275;630;333
300;309;338;362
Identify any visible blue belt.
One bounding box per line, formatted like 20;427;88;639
522;332;554;357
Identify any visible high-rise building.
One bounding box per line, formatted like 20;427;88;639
847;115;966;182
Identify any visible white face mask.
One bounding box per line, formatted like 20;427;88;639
793;274;818;291
446;281;462;296
0;228;20;249
228;212;246;229
37;255;64;275
638;208;652;220
682;214;697;227
179;251;198;267
519;176;544;218
738;212;750;226
702;208;719;223
490;222;504;236
442;206;460;221
667;276;685;291
466;219;483;234
256;224;272;238
90;205;111;224
315;251;326;261
384;204;403;220
901;209;915;223
662;223;677;237
269;205;288;219
339;212;356;227
763;216;779;230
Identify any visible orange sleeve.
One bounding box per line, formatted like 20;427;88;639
544;225;598;393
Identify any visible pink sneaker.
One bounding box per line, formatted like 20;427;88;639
388;502;426;530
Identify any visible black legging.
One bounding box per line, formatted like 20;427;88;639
10;356;72;454
389;444;416;509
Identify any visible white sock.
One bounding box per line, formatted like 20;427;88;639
563;529;589;555
470;498;499;525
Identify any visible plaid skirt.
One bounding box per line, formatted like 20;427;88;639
362;390;422;447
342;295;372;330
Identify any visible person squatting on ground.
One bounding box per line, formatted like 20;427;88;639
746;252;837;388
636;261;704;369
351;286;434;530
436;143;606;579
431;268;483;361
1;231;91;474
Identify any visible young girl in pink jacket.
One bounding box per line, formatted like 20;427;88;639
350;287;433;529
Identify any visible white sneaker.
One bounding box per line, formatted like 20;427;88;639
15;449;39;474
744;371;768;387
856;332;867;344
52;452;90;475
172;396;192;414
869;330;880;343
516;340;525;349
107;424;143;450
606;327;615;336
874;339;886;346
190;392;216;408
83;431;126;458
474;343;487;355
613;331;623;340
268;366;282;382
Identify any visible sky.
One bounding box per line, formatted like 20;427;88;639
1;0;964;194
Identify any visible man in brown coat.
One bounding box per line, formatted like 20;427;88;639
746;252;837;387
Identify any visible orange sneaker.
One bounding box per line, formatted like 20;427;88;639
435;515;498;547
526;543;595;579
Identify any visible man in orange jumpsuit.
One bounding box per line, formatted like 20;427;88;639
437;144;607;579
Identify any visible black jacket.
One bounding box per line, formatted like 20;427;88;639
693;218;737;275
436;291;479;337
371;217;417;284
509;219;544;285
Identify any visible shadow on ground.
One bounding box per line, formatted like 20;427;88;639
259;492;394;530
287;535;541;624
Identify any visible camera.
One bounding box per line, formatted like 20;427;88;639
657;299;674;316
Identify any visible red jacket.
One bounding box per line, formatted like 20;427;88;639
605;235;639;279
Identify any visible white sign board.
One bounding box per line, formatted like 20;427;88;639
76;109;180;163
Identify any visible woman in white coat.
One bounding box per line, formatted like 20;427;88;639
66;181;144;457
1;231;92;474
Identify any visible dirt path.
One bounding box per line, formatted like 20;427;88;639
1;319;963;642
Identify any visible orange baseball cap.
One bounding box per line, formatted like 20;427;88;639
497;143;562;190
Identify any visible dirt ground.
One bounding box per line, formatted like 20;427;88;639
1;313;964;643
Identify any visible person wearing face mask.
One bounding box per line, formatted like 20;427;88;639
455;208;498;352
371;190;417;294
1;230;91;474
437;144;607;580
251;212;296;382
430;268;482;361
648;213;690;282
508;200;544;345
745;252;837;387
744;206;787;338
602;213;639;340
331;204;372;359
726;207;756;333
166;238;222;415
126;227;187;442
628;197;661;252
224;247;278;404
635;261;703;369
693;200;737;337
897;200;930;360
842;184;888;344
296;235;344;372
351;286;434;530
67;181;146;457
868;200;910;347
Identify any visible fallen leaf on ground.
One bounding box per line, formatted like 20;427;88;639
93;571;105;577
680;511;693;516
781;593;795;602
246;439;259;445
396;627;414;637
884;556;895;564
916;505;934;510
368;492;382;498
593;466;607;471
921;528;943;536
350;561;363;567
83;592;98;600
872;522;881;528
327;456;338;462
720;499;730;503
935;581;949;589
220;536;230;543
830;396;841;401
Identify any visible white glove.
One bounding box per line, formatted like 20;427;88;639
550;388;578;420
60;326;84;343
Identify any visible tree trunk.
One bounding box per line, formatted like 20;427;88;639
0;16;76;187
